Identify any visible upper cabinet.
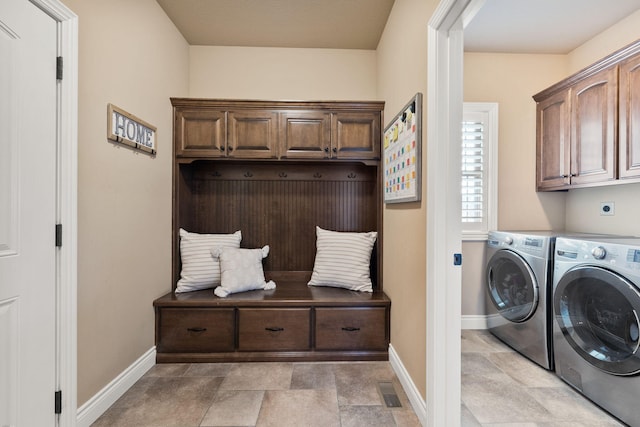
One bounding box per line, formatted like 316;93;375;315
619;53;640;180
533;39;640;191
172;99;383;161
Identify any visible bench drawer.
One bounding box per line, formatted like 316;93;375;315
158;308;235;353
315;307;388;351
238;308;311;351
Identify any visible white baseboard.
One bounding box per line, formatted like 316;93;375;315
461;315;487;330
76;346;156;427
389;344;427;426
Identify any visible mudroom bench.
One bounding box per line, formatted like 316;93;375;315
154;273;391;362
154;98;389;363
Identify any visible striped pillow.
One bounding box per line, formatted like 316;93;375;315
308;226;377;292
175;228;242;293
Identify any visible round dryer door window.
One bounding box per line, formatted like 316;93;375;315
554;266;640;376
486;249;539;323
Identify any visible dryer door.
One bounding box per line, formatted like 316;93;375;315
486;249;539;322
554;265;640;376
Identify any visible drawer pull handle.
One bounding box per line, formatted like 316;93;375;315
187;327;207;333
265;327;284;332
342;327;360;332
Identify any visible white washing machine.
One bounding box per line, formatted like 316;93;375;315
485;231;557;370
553;237;640;427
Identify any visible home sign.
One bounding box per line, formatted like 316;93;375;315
107;103;157;155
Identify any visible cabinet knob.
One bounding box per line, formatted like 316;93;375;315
265;326;284;332
228;146;233;152
341;327;360;332
187;327;207;333
332;147;337;153
324;147;329;153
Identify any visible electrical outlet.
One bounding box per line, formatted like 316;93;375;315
600;202;615;216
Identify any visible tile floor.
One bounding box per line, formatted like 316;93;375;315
92;330;627;427
462;329;625;427
91;360;422;427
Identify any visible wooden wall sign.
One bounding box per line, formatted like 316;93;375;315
107;103;157;155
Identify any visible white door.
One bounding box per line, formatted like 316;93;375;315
0;0;58;425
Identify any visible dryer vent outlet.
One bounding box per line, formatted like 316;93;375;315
600;202;615;216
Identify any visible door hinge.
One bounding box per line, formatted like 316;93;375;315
55;224;62;247
56;56;63;80
54;390;62;414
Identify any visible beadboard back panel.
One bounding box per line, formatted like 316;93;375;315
173;161;381;290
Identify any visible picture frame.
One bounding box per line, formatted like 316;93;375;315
383;93;422;203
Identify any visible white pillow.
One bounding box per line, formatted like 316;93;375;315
308;226;377;292
212;246;276;298
175;228;242;293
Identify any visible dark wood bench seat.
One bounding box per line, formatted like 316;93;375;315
154;274;391;363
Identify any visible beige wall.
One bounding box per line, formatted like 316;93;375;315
377;0;439;400
190;46;377;100
565;10;640;237
461;53;569;315
61;0;189;406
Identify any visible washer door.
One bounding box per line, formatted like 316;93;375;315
486;249;539;322
554;266;640;376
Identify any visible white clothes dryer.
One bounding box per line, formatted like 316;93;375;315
553;237;640;427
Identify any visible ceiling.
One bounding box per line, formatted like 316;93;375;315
156;0;640;54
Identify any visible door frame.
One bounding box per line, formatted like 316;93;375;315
29;0;78;425
426;0;483;425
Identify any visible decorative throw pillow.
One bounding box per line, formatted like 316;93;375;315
308;226;377;292
175;228;242;293
212;246;276;297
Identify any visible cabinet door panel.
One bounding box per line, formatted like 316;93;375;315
228;110;278;158
280;111;331;158
332;112;381;159
157;308;235;353
570;66;617;186
620;54;640;179
315;307;388;351
238;308;311;351
175;110;226;157
536;90;571;190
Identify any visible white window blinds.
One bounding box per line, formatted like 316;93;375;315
462;103;498;239
461;119;484;224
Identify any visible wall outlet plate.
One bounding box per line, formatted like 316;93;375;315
600;202;615;216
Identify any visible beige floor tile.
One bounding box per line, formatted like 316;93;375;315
219;362;292;390
200;390;264;426
461;376;554;424
256;389;340;427
487;352;564;388
392;408;423;427
334;362;395;406
290;362;336;389
184;363;234;377
339;405;396;427
92;376;220;427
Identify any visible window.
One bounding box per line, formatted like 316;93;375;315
461;103;498;240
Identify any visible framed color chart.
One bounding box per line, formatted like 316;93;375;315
383;93;422;203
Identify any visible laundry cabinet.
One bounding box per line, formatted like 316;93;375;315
534;39;640;191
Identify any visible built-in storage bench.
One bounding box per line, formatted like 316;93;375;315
154;99;390;363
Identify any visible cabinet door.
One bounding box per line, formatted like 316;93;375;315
280;111;331;159
228;110;279;158
536;89;571;190
619;54;640;180
175;109;226;157
570;66;617;186
332;111;381;159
